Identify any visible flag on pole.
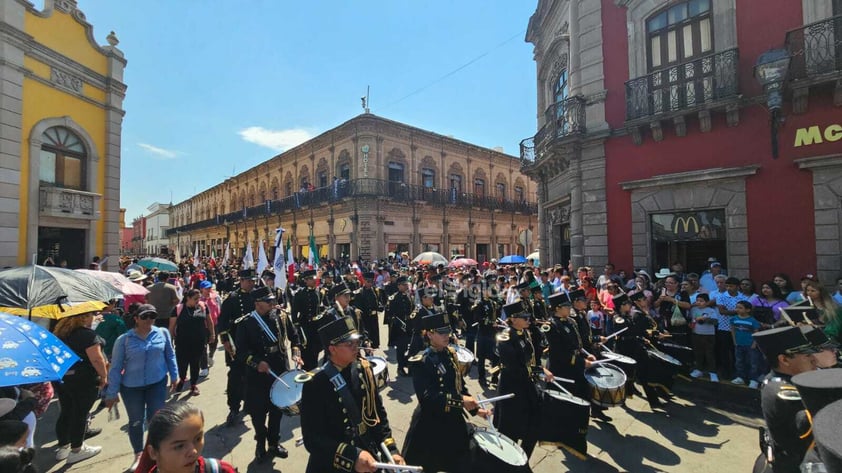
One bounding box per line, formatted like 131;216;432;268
257;240;269;275
222;241;230;267
175;245;182;263
273;228;287;288
243;241;255;269
193;243;199;265
308;232;319;267
286;235;295;282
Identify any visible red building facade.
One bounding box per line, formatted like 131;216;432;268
524;0;842;282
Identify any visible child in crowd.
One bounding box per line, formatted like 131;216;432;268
587;300;606;337
730;301;763;389
689;293;719;382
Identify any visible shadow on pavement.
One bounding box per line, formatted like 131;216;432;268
587;420;682;473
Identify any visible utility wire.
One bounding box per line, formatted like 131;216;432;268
383;29;526;110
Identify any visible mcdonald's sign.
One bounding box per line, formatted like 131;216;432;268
673;215;700;238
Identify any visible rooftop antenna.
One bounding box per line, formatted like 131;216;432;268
361;85;370;114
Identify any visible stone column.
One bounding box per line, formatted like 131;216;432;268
537;175;549;267
569;158;584;269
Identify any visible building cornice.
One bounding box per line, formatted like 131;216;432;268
795;154;842;170
620;164;761;190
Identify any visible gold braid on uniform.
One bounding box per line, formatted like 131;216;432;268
358;358;381;427
446;346;463;394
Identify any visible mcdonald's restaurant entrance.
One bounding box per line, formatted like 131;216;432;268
650;210;727;274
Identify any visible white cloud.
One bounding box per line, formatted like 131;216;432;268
238;126;313;152
138;143;179;159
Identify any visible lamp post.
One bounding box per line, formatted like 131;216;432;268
753;49;791;159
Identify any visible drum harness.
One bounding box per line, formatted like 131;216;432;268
322;359;382;453
251;310;288;356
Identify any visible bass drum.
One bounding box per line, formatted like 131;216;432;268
645;348;681;392
535;389;590;459
270;370;305;416
470;426;530;473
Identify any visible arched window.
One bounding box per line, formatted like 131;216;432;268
40;126;87;190
496;182;506;199
646;0;712;72
554;69;569;104
421;168;435;188
474;178;485;197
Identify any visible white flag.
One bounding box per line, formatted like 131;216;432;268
175;245;182;263
257;240;270;275
243;241;255;269
193;243;199;265
273;228;287;288
222;241;230;267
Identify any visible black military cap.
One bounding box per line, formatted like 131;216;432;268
416;287;436;300
792;368;842;416
800;325;840;350
514;281;531;291
330;282;351;299
260;269;275;280
322;272;334;279
813;399;842;473
612;293;631;307
395;276;409;285
548;292;572;309
239;268;258;280
421;312;452;333
318;316;363;347
299;269;317;279
252;286;276;302
753;326;818;361
362;272;376;280
781;306;821;325
629;291;646;302
568;289;587;301
502;301;530;319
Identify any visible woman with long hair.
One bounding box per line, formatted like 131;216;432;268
53;312;108;464
654;274;692;345
749;282;788;323
169;289;214;395
803;281;842;343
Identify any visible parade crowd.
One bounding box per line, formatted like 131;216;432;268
1;253;841;473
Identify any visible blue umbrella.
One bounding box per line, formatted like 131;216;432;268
499;254;528;264
0;312;80;387
137;257;178;272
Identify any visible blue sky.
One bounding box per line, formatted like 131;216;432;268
75;1;538;221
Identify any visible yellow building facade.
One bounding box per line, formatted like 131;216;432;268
0;0;126;268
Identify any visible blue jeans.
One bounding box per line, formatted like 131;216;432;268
120;377;168;453
734;345;762;382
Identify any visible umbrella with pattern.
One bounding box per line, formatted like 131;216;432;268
0;312;80;387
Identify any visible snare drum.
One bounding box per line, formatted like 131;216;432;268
366;356;389;391
645;348;680;391
602;351;637;381
471;426;530;472
449;343;475;377
584;363;627;407
270;370;304;416
656;341;694;369
536;389;590;458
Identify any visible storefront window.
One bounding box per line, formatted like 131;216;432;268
650;209;727;273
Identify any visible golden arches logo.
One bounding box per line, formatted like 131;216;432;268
673;216;699;235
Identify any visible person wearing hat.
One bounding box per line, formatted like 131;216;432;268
291;269;325;371
407;286;439;357
473;284;503;388
235;286;302;462
808;398;842;473
494;302;541;459
352;272;383;349
323;283;371;350
454;274;477;357
299;315;404;472
402;312;490;472
544;292;594;395
260;269;284;305
386;276;414;376
217;268;258;425
569;289;598;355
319;271;336;309
752;326;819;473
800;325;840;369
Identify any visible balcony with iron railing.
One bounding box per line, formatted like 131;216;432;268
165;178;537;236
785;14;842;112
519;95;587;166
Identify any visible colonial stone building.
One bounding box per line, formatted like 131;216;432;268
167;114;538;263
0;0;126;269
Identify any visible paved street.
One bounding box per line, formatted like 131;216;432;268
34;332;763;473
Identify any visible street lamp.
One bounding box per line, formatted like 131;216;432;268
753;48;791;159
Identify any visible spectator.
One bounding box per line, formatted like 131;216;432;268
740;278;757;300
598;283;621;314
833;277;842;306
587;300;606;337
699;261;724;293
53;312;107;464
198;281;221;370
579;276;597;302
772;273;796;302
146;271;180;330
685;274;705;303
749;281;788;324
713;276;749;380
787;273;819;304
670;262;686;282
730;301;763;388
627;271;654;305
95;300;127;361
539;271;553;300
596;263;622;291
803;281;842;343
689;294;718;382
654;274;691;345
686;272;706;294
105;304;179;472
169;289;214;395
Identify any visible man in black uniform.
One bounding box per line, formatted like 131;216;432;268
791;369;842;473
320;272;336;309
455;274;476;356
217;268;257;425
235;286;302;462
260;269;285;306
473;280;501;388
386;276;413;376
407;286;437;356
752;326;819;473
352;272;381;348
299;316;405;473
291;269;323;370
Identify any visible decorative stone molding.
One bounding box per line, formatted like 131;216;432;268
673;116;686;137
726;103;740;127
620;164;760;190
650;121;663;142
699;110;712;133
50;67;83;93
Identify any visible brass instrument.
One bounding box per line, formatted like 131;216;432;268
496;328;511;342
534;318;552;333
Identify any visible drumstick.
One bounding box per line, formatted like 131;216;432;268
539;372;575;384
379;442;418;473
603;327;629;341
475;394;503;449
475;393;515;405
371;462;423;472
268;369;291;388
588;359;612;366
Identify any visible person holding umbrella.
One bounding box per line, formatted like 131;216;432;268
105;304;179;472
53;310;108;464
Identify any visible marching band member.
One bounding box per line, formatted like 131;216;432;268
235;286;301;462
300;316;404;473
473;279;502;388
352;272;382;348
402;312;490;473
613;293;664;408
217;268;257;426
495;302;541;458
386;276;414;376
291;270;323;370
407;286;437;356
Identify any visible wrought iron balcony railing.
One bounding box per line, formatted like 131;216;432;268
166;178;537;236
625;48;739;121
786;14;842;81
520;96;586;163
